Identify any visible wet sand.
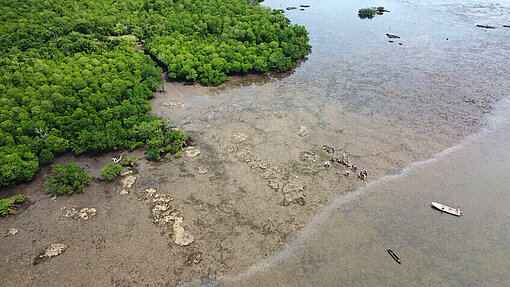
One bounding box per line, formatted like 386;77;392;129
2;0;510;285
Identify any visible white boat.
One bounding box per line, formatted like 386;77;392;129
432;202;463;216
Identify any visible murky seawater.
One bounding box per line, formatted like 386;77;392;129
196;0;510;285
216;97;510;286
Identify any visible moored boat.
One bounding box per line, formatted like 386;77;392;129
431;202;463;216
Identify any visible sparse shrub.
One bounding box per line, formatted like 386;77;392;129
0;194;25;216
44;163;91;195
101;162;122;181
121;156;138;167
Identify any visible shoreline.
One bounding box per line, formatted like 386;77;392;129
0;76;477;286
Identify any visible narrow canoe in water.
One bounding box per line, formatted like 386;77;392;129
387;249;401;264
432;202;463;216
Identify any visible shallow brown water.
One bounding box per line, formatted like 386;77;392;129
218;98;510;286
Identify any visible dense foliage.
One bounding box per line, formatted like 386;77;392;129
145;0;311;85
101;162;122;181
44;163;92;195
0;0;310;187
0;194;25;216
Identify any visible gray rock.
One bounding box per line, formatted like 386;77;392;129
197;166;209;174
184;147;200;157
4;228;18;237
386;33;400;39
322;145;334;154
120;170;133;176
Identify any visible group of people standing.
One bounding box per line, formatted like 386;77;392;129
324;153;368;180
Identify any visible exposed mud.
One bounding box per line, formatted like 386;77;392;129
0;76;491;285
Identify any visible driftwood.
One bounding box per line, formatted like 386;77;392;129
112;153;124;164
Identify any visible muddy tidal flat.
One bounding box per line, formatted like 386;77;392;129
2;0;510;286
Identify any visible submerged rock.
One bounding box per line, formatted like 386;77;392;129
299;151;317;162
297;126;309;137
231;132;247;143
33;243;67;265
322;145;335;154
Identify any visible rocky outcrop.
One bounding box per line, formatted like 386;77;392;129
281;179;306;206
62;207;97;220
139;188;194;246
213;132;314;207
160;101;184;108
121;175;136;189
33;243;66;265
121;174;137;195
